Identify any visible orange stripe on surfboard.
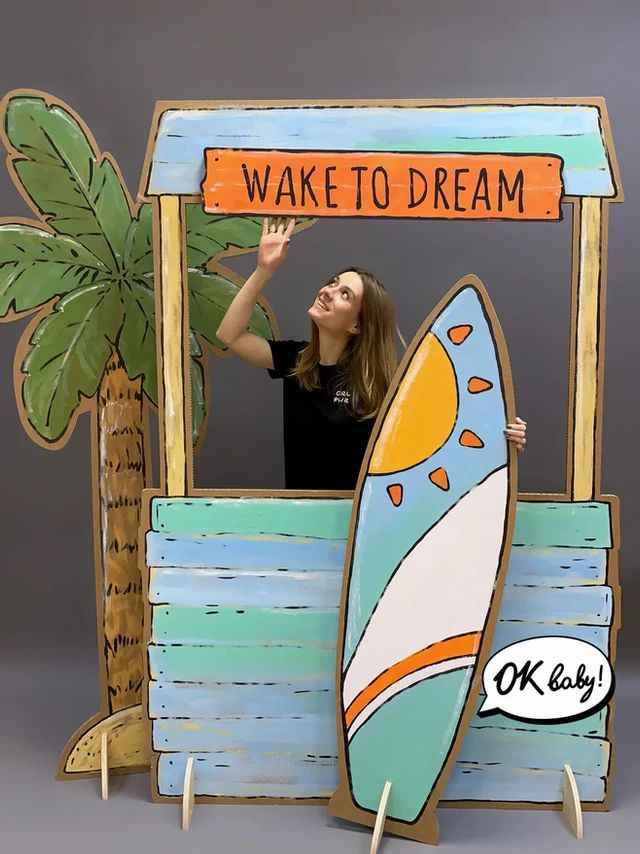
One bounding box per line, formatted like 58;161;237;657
344;631;481;729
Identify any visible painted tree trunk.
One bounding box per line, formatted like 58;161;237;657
98;349;147;713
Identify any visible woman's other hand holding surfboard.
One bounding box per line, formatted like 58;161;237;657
506;416;527;452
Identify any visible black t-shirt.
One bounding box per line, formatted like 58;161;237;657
267;340;374;490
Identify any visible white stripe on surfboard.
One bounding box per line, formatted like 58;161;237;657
343;467;508;709
346;655;476;741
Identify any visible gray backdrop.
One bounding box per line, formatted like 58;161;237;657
0;2;638;849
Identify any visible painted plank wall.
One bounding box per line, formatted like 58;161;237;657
145;496;615;803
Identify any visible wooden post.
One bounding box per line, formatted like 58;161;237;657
567;198;606;500
157;195;192;495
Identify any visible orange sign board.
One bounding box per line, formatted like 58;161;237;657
202;150;563;220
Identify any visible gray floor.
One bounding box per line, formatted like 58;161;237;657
2;651;639;853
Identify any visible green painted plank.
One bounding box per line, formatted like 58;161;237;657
152;497;352;539
357;132;608;169
148;643;335;683
152;498;613;549
152;605;338;646
513;502;612;548
151;584;611;650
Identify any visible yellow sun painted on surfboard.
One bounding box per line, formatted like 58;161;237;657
370;332;458;476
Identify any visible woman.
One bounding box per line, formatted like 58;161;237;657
217;217;526;489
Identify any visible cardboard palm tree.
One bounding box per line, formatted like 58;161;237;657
0;91;281;777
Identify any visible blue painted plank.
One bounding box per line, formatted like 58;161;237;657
490;622;609;655
499;585;613;626
149;680;334;719
153;715;336;754
505;547;607;586
159;105;602;142
149;575;611;627
149;567;343;608
155;752;607;803
470;700;607;738
442;764;605;803
146;532;345;570
155;753;606;803
157;753;336;798
148;558;609;612
148;540;608;588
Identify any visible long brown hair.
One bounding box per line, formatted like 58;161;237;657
292;266;398;418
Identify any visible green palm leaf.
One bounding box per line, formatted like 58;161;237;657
0;223;108;316
22;283;124;441
118;277;158;402
189;332;206;446
188;268;272;349
123;206;277;276
123;205;153;276
185;208;267;267
4;96;131;271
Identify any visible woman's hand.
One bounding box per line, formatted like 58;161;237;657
506;416;527;452
258;217;296;274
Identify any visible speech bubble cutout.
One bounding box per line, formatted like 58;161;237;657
478;636;614;723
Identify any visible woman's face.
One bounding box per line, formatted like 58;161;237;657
308;271;364;337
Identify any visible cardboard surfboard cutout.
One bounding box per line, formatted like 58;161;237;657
329;275;517;844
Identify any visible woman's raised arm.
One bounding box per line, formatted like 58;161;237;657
216;217;296;369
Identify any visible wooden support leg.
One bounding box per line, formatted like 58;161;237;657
182;757;195;830
562;764;583;839
58;703;151;778
100;732;109;800
369;781;392;854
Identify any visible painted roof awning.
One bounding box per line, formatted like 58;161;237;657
140;100;621;202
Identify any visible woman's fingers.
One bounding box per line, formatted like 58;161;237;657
505;414;527;452
262;216;296;238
